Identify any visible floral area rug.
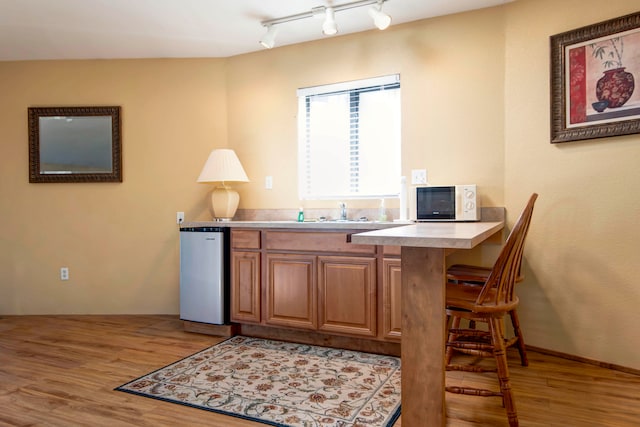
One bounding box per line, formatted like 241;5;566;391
115;335;401;427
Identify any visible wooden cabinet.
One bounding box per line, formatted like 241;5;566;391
265;253;317;330
230;227;402;342
318;255;377;337
231;251;261;323
263;230;376;337
230;230;261;323
382;257;402;341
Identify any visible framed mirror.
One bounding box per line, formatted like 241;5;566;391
28;106;122;183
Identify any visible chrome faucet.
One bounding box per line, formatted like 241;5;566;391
338;202;347;220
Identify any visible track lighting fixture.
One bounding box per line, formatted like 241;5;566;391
259;0;391;49
259;25;278;49
322;7;338;36
368;1;391;30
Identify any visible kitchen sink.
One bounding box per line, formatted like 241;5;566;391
318;217;371;223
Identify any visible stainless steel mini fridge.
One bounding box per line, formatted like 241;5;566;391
179;226;229;325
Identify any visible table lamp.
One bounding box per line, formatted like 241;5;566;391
197;149;249;221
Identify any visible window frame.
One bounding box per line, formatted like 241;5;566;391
297;74;401;201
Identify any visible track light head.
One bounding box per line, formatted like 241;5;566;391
259;25;278;49
322;7;338;36
369;2;391;30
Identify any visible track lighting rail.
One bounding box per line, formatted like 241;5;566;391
260;0;387;27
259;0;391;49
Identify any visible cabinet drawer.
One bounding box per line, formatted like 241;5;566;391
265;231;375;254
383;245;401;256
232;229;261;249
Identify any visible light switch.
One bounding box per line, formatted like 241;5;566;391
265;176;273;189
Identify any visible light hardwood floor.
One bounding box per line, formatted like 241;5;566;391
1;315;638;426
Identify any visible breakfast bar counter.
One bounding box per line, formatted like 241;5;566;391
351;221;504;426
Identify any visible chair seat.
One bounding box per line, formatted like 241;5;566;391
447;282;519;314
448;264;524;283
447;264;492;282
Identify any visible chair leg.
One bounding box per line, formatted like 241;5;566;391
509;310;529;367
445;315;461;365
489;317;518;427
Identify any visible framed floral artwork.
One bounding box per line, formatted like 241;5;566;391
550;11;640;143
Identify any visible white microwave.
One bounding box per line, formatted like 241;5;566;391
410;184;480;222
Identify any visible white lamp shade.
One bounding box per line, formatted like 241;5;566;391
197;149;249;183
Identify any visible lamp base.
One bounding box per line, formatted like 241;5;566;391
210;185;239;221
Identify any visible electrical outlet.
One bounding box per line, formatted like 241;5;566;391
411;169;427;184
60;267;69;281
176;211;185;224
265;176;273;189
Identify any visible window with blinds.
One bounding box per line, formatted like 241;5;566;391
297;74;401;200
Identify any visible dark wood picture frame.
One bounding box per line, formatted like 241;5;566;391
550;11;640;143
28;106;122;183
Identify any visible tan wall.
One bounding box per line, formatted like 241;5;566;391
0;8;507;317
503;0;640;369
228;7;506;212
0;59;227;314
1;0;639;370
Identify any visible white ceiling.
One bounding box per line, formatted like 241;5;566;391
0;0;514;61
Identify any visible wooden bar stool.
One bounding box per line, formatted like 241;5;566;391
445;193;538;427
446;263;528;367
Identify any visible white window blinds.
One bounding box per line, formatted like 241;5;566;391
297;74;401;200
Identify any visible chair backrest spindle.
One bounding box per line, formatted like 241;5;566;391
476;193;538;307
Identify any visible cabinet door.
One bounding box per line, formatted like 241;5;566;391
230;251;261;323
318;256;377;337
382;258;402;340
265;254;317;330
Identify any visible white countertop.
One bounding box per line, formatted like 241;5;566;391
181;220;412;230
350;221;504;249
181;220;504;248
